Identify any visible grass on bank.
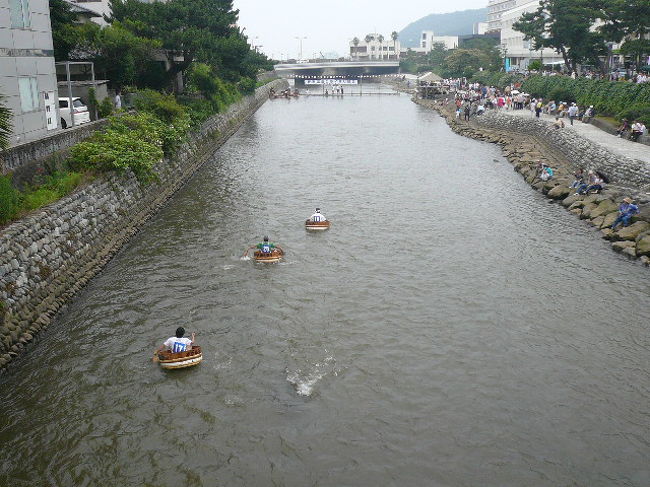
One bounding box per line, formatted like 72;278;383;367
1;171;89;225
1;73;267;226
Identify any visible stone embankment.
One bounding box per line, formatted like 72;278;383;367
415;98;650;266
0;79;289;371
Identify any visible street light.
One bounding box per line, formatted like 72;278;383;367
295;36;307;61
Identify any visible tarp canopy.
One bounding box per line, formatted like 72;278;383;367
417;72;443;83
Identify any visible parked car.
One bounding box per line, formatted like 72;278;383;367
58;97;91;128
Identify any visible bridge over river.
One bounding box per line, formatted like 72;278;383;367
274;60;399;85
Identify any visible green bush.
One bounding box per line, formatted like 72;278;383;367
237;77;257;94
469;71;525;90
98;97;114;118
521;76;650;119
1;171;85;224
548;87;576;103
0;174;20;224
105;112;188;156
616;105;650;125
70;124;163;181
132;89;186;124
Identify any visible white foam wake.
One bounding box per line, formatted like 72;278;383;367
286;356;337;397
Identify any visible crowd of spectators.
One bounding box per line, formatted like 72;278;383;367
435;77;647;142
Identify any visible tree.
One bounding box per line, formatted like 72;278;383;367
441;49;500;78
0;95;12;151
391;31;399;60
69;22;160;89
597;0;650;67
377;34;384;60
513;0;607;74
110;0;244;89
49;0;85;61
427;42;448;69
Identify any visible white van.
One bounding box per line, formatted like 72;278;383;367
58;97;91;128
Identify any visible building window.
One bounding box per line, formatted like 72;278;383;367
10;0;31;28
18;77;39;112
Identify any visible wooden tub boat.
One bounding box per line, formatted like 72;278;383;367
254;248;284;263
155;345;202;370
305;219;331;231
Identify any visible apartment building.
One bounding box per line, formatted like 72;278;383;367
0;0;60;145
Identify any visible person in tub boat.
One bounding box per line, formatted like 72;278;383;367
308;208;327;223
242;236;284;256
160;327;195;354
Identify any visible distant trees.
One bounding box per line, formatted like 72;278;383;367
391;31;399;59
352;37;360;60
50;0;272;93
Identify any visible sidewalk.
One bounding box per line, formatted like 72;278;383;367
502;109;650;165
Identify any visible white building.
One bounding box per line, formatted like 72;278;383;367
0;0;61;145
499;1;564;70
350;33;400;61
487;0;534;33
403;31;459;55
473;22;489;35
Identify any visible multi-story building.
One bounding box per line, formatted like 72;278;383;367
402;31;459;55
487;0;534;33
499;1;564;70
349;33;400;61
0;0;61;145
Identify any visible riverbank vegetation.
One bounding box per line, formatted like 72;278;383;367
1;171;87;225
521;76;650;124
0;0;274;227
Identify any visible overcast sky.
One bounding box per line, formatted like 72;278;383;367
234;0;488;60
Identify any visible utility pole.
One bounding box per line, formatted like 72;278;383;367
295;36;307;61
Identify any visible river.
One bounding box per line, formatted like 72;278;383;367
1;90;648;487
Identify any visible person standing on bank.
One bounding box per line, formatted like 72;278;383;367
159;327;195;354
568;103;578;125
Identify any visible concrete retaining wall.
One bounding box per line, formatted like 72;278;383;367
1;118;111;175
0;79;288;370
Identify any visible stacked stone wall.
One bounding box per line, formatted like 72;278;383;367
474;112;650;191
0;79;289;370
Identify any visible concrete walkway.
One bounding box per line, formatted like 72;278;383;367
499;109;650;165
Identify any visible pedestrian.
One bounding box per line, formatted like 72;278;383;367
464;104;471;121
114;90;122;110
568;103;578;125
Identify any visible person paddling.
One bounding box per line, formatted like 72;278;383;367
308;208;327;223
242;236;284;258
159;327;194;354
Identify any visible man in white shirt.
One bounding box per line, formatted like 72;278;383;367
631;121;646;141
160;327;194;353
309;208;327;222
568;103;579;125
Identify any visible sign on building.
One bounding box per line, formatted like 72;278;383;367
44;91;58;131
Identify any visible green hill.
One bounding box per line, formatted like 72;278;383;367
399;8;488;47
